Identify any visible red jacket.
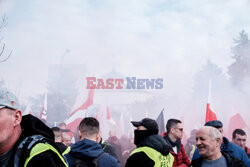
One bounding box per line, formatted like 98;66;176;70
245;146;250;158
162;132;191;167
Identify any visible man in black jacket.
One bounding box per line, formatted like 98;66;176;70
191;126;245;167
0;89;67;167
51;127;69;155
125;118;174;167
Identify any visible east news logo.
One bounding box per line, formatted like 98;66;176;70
86;77;163;89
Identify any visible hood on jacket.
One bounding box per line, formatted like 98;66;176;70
137;134;170;156
70;138;104;159
21;114;54;141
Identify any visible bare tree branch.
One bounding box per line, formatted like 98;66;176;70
0;14;12;63
0;49;12;63
0;14;7;33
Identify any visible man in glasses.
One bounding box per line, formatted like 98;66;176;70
162;119;190;167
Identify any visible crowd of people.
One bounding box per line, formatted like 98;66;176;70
1;89;250;167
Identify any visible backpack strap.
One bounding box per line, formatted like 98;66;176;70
14;135;46;167
92;152;107;167
14;135;68;167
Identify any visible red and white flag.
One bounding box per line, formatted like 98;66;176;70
39;93;47;123
205;103;217;123
65;110;86;133
205;80;217;123
69;89;94;117
65;89;95;132
118;112;124;138
228;113;248;138
107;106;111;120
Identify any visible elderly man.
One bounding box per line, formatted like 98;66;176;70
125;118;174;167
0;89;67;167
191;126;245;167
232;129;250;158
192;120;250;167
51;127;69;155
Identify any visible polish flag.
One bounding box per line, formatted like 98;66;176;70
106;106;115;125
69;89;94;117
107;106;111;120
118;112;124;138
66;89;95;132
39;93;47;123
65;110;86;133
228;113;248;138
205;80;217;123
205;103;217;123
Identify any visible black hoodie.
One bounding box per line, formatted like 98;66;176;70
10;114;67;167
125;130;170;167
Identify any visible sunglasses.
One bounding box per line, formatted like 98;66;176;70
175;128;183;132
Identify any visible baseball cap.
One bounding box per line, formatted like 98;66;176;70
131;118;159;131
0;89;19;110
204;120;223;128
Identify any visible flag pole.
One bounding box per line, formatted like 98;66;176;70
208;79;211;103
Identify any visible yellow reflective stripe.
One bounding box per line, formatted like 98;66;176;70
62;147;71;155
131;146;174;167
24;143;68;167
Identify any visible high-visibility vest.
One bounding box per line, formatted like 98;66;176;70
63;147;71;155
130;146;174;167
14;135;68;167
24;143;68;167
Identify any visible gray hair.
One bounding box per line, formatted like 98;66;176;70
209;127;222;141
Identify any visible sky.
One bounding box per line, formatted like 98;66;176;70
1;0;250;128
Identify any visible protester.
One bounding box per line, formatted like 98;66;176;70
62;132;72;146
51;126;70;155
232;129;250;158
191;126;246;167
64;117;120;167
122;137;136;167
0;89;68;167
106;135;124;166
125;118;174;167
192;120;250;167
162;119;191;167
100;137;118;159
185;129;198;160
59;122;67;129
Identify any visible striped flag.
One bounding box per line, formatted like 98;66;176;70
205;80;217;123
39;93;47;123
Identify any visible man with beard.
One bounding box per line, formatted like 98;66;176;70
125;118;174;167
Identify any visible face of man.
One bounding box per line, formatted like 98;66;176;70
196;128;220;159
62;133;71;146
233;134;247;149
0;108;15;145
137;126;147;130
172;123;183;140
0;108;22;154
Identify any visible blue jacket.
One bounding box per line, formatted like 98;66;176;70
65;139;120;167
192;137;250;167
